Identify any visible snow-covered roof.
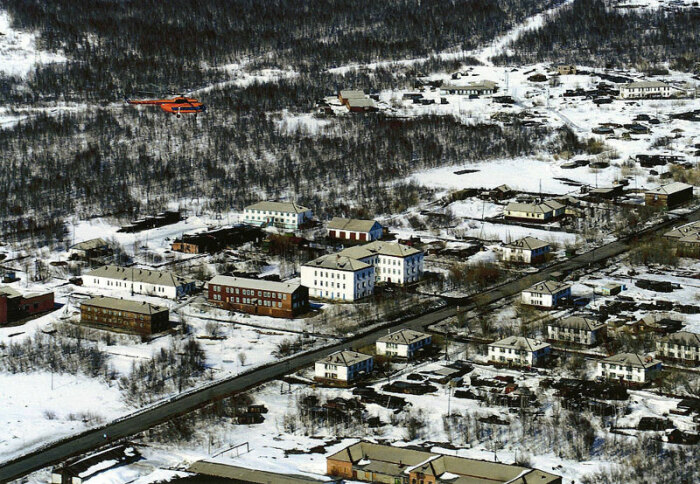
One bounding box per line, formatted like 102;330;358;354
622;81;669;89
244;201;311;214
208;275;302;294
646;182;693;195
505;200;565;214
318;350;372;367
69;238;108;251
328;217;381;233
601;352;661;369
81;296;167;316
550;316;606;332
489;336;550;353
86;266;195;287
303;254;371;272
504;237;550;251
377;329;430;345
338;241;422;259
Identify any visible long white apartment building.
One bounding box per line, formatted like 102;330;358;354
488;336;551;367
619;81;672;99
242;201;313;230
300;254;375;301
84;265;196;299
337;241;424;284
597;353;662;384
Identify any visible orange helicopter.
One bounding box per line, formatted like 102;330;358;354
126;96;206;117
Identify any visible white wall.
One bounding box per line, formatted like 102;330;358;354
547;326;598;345
596;362;658;383
83;275;179;299
301;265;374;301
243;208;313;230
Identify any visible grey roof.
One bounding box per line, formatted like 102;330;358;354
188;461;339;484
328;217;381;233
664;331;700;347
377;329;430;345
524;280;571;295
504;237;550;251
86;266;195;287
70;238;108;251
81;296;167;316
664;221;700;239
442;80;498;91
318;350;372;367
679;233;700;245
646;182;693;195
551;316;606;332
0;285;22;298
489;336;550;352
339;90;366;99
326;442;560;484
208;275;301;293
338;241;422;259
623;81;669;89
347;97;376;108
601;352;661;369
244;201;311;214
505;200;565;214
304;254;371;272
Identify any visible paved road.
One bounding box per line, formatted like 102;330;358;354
1;208;698;482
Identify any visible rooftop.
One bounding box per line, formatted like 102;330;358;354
623;81;669;89
601;352;661;369
208;275;301;293
86;266;195;287
81;296;167;316
339;90;366;99
318;350;372;367
347;97;376;108
664;331;700;347
551;316;606;332
489;336;551;352
244;201;311;214
303;254;371;272
187;461;339;484
505;200;565;214
524;280;571;294
328;217;380;233
646;182;694;196
69;238;108;251
377;329;430;345
338;241;422;260
504;237;550;251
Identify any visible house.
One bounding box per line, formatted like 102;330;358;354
521;281;571;308
440;80;498;96
338;90;366;104
337;241;424;284
80;296;170;335
68;238;111;260
664;221;700;241
597;353;662;384
556;64;577;75
314;350;374;385
547;316;607;346
487;184;513;200
326;442;562;484
186;461;340;484
0;286;54;325
645;182;694;208
171;226;263;254
594;282;624;296
301;254;375;301
656;331;700;366
376;329;432;358
83;266;196;299
638;313;684;334
242;201;313;230
207;275;308;318
346;97;378;112
619;81;672;99
677;233;700;258
502;237;551;264
327;217;383;242
504;200;566;223
488;336;551;367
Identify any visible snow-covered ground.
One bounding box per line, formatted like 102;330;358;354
0;10;65;77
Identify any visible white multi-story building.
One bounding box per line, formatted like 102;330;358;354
619;81;672;99
242;201;313;230
656;331;700;365
337;241;424;284
301;255;374;301
502;237;551;264
504;200;565;223
488;336;551;367
547;316;607;346
597;353;662;384
376;329;432;359
314;350;374;384
521;281;571;308
83;266;196;299
327;218;383;242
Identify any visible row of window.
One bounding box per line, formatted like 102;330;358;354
83;307;147;319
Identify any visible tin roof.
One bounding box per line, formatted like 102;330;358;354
81;296;167;316
86;266;195;287
551;316;606;332
489;336;550;352
377;329;430;345
69;238;108;251
646;182;693;196
244;201;311;214
505;200;565;214
338;241;422;260
303;254;371;272
208;275;301;293
504;237;550;251
327;217;381;232
318;350;372;367
601;352;661;369
524;280;571;295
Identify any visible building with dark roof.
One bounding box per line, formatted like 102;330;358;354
80;296;169;335
547;316;607;346
315;351;374;385
597;353;662;384
502;237;551;264
488;336;551;367
656;331;700;366
207;275;308;318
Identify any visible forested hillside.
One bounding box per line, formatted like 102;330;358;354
0;0;559;101
493;0;700;72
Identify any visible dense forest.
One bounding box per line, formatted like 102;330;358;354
0;0;559;101
493;0;700;72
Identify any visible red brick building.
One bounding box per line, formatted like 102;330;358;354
0;286;54;325
207;275;309;318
